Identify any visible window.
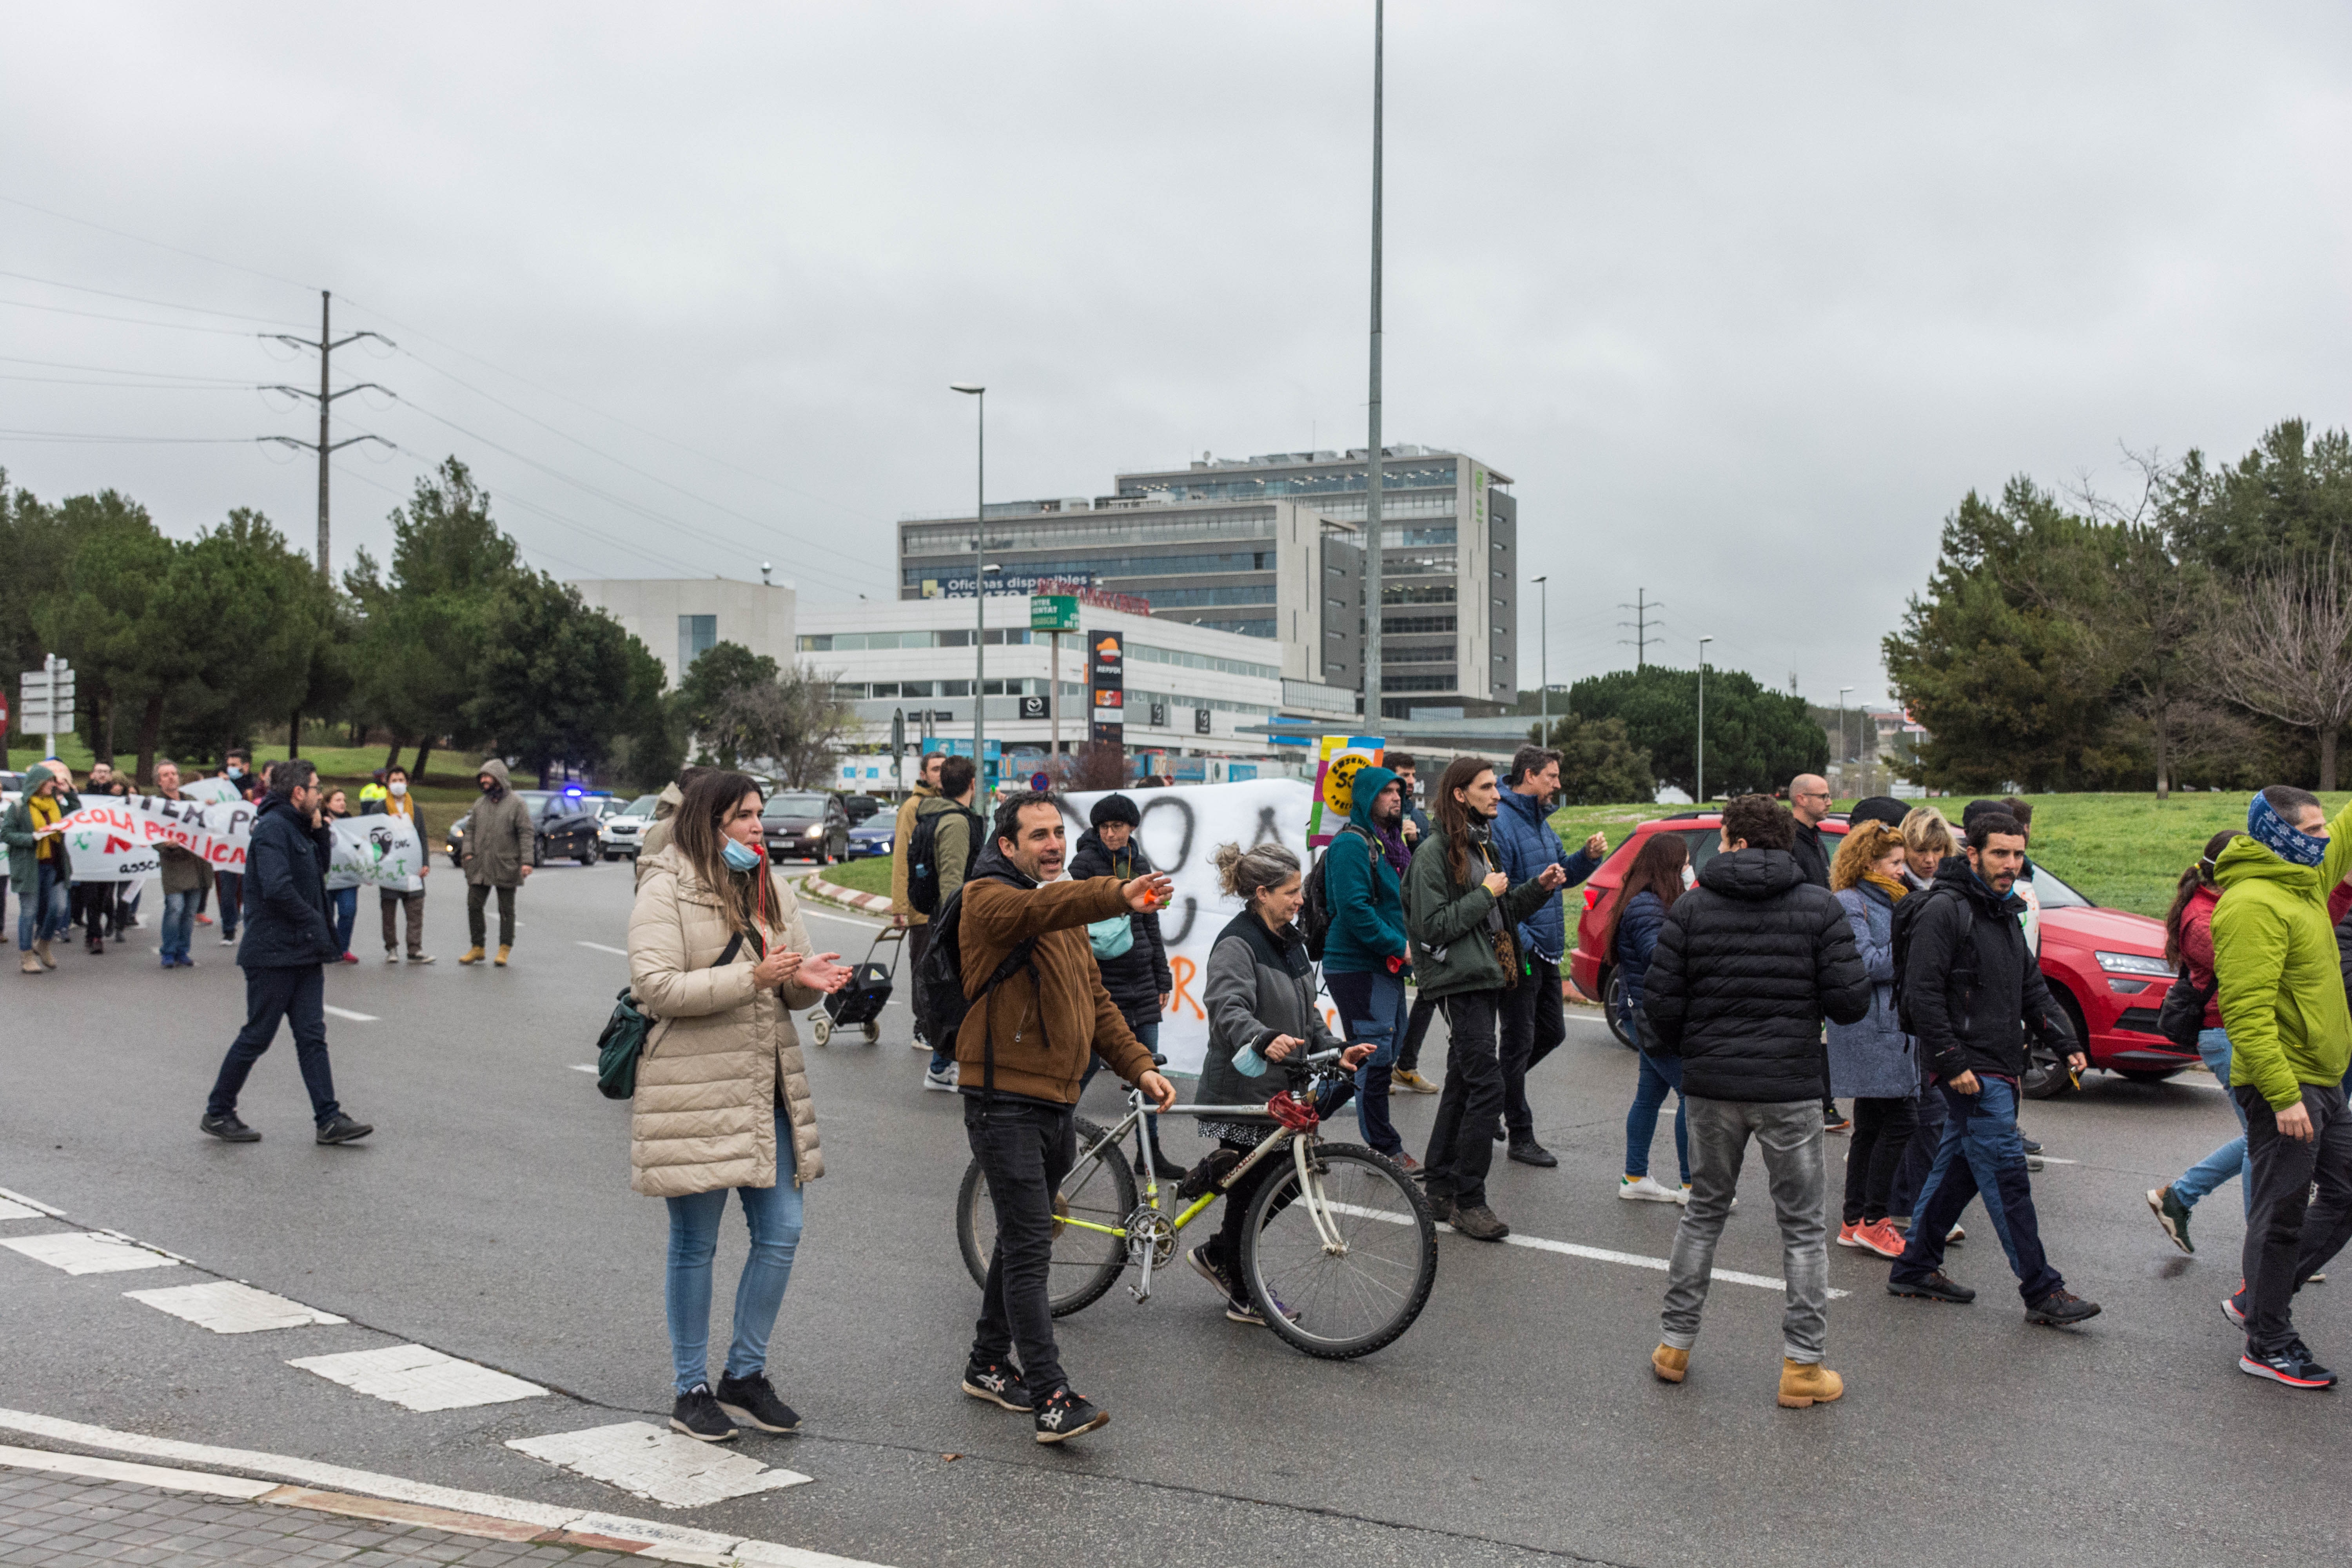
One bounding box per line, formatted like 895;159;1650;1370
1190;617;1277;637
870;682;899;698
1139;584;1277;609
1380;673;1455;692
1492;597;1508;608
1492;539;1508;552
679;615;717;671
1384;614;1456;635
1492;570;1508;581
1385;645;1455;664
832;682;867;699
1382;583;1455;606
939;680;971;697
1128;642;1281;679
900;681;934;697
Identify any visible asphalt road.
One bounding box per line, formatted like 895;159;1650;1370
2;858;2341;1567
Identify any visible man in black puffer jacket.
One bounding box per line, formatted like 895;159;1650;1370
1642;794;1870;1409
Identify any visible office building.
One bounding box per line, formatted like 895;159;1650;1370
567;576;797;690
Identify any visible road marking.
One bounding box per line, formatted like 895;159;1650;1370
287;1345;547;1411
2036;1156;2080;1165
0;1408;894;1567
1;1231;179;1274
1326;1201;1850;1298
507;1422;811;1507
577;940;630;956
322;1004;378;1022
568;1063;599;1074
0;1442;279;1499
0;1185;66;1218
0;1196;45;1223
125;1279;347;1334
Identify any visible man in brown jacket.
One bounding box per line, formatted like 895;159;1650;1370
458;758;534;967
956;789;1174;1444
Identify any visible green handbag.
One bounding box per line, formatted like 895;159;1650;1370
596;933;742;1100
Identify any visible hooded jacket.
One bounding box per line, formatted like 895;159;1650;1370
1640;848;1871;1102
236;793;343;970
2211;799;2352;1109
1322;763;1410;976
889;781;942;924
1402;815;1557;1000
1490;785;1601;965
461;759;534;887
2;763;79;895
1900;854;2074;1083
634;780;686;889
1066;825;1171;1027
1201;908;1345;1110
2175;882;2224;1033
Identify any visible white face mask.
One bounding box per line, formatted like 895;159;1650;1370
1680;864;1698;890
389;781;407;797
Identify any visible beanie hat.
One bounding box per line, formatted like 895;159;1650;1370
1089;792;1141;829
1847;796;1909;831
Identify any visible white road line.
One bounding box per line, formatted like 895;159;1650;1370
322;1004;378;1022
125;1280;347;1334
1325;1201;1849;1298
1;1232;179;1275
2037;1157;2081;1165
507;1422;811;1507
568;1063;599;1074
576;940;630;957
0;1196;45;1223
287;1345;547;1411
0;1185;66;1218
0;1408;894;1568
0;1443;279;1500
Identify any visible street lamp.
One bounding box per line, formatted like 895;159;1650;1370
1837;686;1853;784
951;383;985;766
1534;574;1549;744
1697;636;1713;805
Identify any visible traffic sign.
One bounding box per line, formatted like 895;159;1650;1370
1030;594;1080;633
1030;771;1051;791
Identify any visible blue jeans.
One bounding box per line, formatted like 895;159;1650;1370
161;889;199;964
1626;1048;1690;1183
664;1120;804;1396
1892;1075;2064;1302
2174;1027;2250;1214
329;886;357;956
17;860;69;950
1327;969;1408;1157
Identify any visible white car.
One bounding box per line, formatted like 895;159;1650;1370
600;793;662;861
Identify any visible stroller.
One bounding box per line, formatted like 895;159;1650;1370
809;925;903;1046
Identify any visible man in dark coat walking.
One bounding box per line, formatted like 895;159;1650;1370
200;759;372;1145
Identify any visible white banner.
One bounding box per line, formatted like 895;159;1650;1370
1058;779;1318;1077
49;794;425;891
324;814;427;893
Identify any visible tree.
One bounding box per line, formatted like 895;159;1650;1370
670;641;780;767
710;666;855;787
153;510;319;766
1532;711;1654;804
467;570;666;785
2209;548;2352;791
1567;665;1824;800
0;474;76;762
34;492;176;774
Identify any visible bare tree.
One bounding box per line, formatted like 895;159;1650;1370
2210;550;2352;791
1052;740;1131;793
715;665;855;788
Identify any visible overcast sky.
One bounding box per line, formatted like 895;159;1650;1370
5;4;2349;707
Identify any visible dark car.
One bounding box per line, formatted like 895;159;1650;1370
762;790;850;864
1566;809;2184;1100
840;793;884;826
445;788;608;869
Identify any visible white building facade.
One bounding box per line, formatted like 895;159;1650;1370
567;577;798;691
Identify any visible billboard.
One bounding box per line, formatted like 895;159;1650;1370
1089;628;1124;746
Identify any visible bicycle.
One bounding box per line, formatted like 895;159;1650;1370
955;1049;1439;1359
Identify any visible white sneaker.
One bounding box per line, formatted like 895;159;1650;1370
924;1064;958;1093
1619;1175;1680;1203
383;948;399;964
1674;1184;1734;1210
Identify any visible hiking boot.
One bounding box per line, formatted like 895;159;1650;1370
1889;1270;1976;1305
199;1112;260;1143
1651;1344;1689;1383
2025;1289;2101;1327
2240;1340;2337;1389
670;1383;738;1442
19;953;40;975
1450;1203;1510;1242
1508;1140;1558;1168
1136;1140;1188;1186
1033;1387;1108;1444
1854;1220;1906;1260
1392;1068;1438;1094
961;1359;1033;1412
714;1371;800;1432
34;938;54;969
495;945;511;967
458;947;486;965
1777;1359;1844;1408
1621;1174;1680;1203
2147;1186;2193;1254
315;1113;374;1145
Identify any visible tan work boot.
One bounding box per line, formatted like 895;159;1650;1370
1777;1358;1844;1408
20;953;41;975
34;938;55;969
458;946;486;965
495;945;511;967
1651;1344;1689;1383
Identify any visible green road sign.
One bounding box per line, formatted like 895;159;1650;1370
1030;594;1080;633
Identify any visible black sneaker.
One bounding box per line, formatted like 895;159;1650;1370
2025;1288;2101;1327
315;1113;374;1145
2240;1341;2337;1389
715;1371;800;1432
1889;1270;1977;1304
960;1359;1033;1413
1032;1387;1108;1444
1506;1140;1559;1168
2147;1186;2193;1254
2223;1285;2249;1327
671;1383;738;1442
1186;1244;1236;1301
2019;1132;2043;1155
199;1112;260;1143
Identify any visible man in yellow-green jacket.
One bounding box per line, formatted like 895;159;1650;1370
2211;785;2352;1390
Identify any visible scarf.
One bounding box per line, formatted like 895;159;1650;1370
1370;816;1412;877
28;791;59;860
2248;791;2328;868
1864;871;1909;903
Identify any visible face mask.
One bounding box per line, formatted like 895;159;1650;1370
1680;864;1698;890
226;766;243;779
2248;791;2328;868
721;838;763;872
389;781;407;797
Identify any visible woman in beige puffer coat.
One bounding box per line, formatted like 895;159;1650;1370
628;769;850;1443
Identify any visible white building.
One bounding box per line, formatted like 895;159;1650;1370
568;576;798;690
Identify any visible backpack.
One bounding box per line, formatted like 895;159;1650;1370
912;878;1042;1102
1300;823;1371;963
907;802;982;916
1887;886;1969;1038
2156;970;2217;1050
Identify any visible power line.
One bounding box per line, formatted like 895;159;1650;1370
0;295;277;336
258;292;395;577
0;267;310;327
1617;587;1660;671
0;428;259;444
0;373;250;390
0;191;321;294
0;353;258;383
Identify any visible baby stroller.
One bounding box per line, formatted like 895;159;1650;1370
809;925;903;1046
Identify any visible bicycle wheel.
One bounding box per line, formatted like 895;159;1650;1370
1240;1140;1437;1359
955;1114;1135;1318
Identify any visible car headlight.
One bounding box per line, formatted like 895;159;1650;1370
2095;950;2174;978
805;824;823;837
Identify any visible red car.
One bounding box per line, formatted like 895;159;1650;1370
1566;811;2194;1099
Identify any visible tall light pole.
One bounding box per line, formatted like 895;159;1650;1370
1697;635;1713;805
1837;685;1852;786
951;384;986;768
1361;0;1386;724
1534;574;1549;743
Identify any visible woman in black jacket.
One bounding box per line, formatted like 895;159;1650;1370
1069;793;1182;1178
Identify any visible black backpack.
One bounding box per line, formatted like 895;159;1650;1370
2156;970;2217;1050
912;878;1041;1100
907;803;982;916
1300;823;1371;963
1887;885;1969;1037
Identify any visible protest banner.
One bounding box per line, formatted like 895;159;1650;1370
325;813;426;892
49;794;255;884
1305;734;1384;847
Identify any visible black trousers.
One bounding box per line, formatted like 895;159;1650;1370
1208;1137;1301;1290
965;1097;1075;1396
2238;1082;2352;1352
1843;1095;1919;1224
1498;957;1565;1140
466;882;517;947
1399;988;1440;1074
206;964;341;1125
1423;990;1506;1209
907;922;933;1041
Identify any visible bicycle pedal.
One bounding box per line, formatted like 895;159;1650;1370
1177;1148;1241;1201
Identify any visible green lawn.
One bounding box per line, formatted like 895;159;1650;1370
820;857;893;898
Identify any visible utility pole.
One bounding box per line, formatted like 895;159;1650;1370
1697;636;1713;805
950;385;987;771
1837;686;1852;778
1534;574;1549;743
261;290;392;579
1361;0;1385;725
1617;588;1658;671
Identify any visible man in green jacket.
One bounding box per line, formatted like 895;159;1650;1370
2212;785;2352;1390
1402;755;1567;1241
458;758;534;967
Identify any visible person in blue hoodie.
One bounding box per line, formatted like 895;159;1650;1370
1489;746;1608;1167
1321;763;1416;1166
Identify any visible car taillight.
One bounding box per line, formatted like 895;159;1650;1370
1583;887;1601;911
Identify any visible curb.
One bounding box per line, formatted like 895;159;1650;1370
799;873;893;915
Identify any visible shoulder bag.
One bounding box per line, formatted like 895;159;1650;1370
596;931;745;1100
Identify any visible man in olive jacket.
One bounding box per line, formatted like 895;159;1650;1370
459;758;533;966
955;790;1174;1445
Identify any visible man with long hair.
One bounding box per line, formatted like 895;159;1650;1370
1402;757;1568;1241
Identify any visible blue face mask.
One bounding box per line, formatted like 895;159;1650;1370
721;838;762;873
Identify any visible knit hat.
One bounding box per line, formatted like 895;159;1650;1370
1846;796;1909;831
1089;792;1141;829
